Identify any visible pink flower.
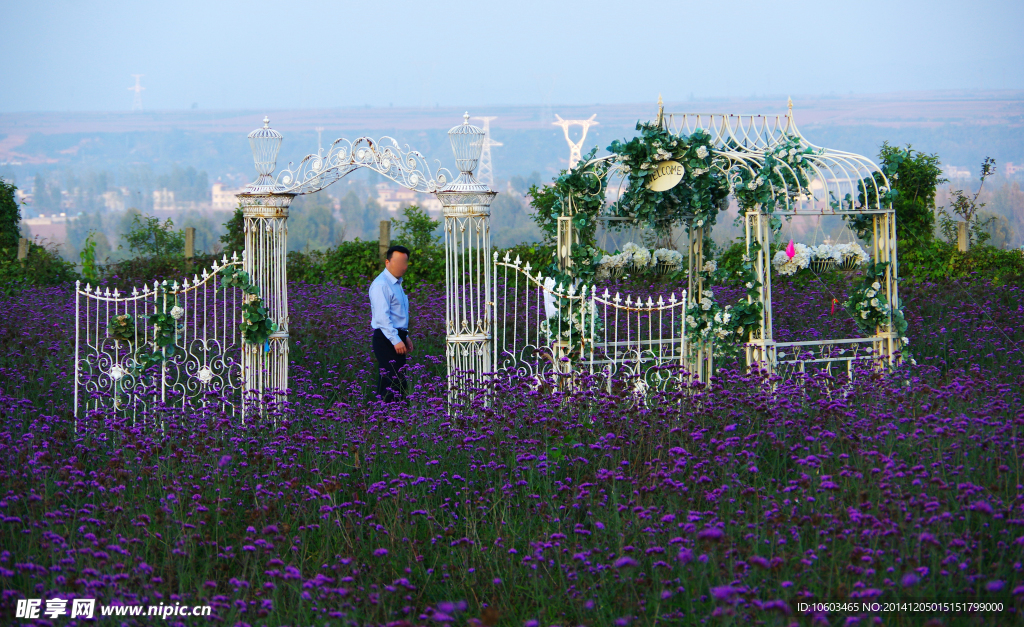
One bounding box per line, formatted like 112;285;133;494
786;240;796;259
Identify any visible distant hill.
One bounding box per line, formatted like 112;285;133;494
2;90;1022;185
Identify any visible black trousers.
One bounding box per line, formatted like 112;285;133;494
372;329;408;402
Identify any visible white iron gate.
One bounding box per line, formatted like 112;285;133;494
492;252;688;393
74;253;245;417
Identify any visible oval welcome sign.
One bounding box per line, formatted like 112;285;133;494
645;160;685;191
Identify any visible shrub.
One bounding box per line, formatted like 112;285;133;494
0;241;79;296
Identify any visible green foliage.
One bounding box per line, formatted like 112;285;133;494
219;266;278;346
392;205;440;249
899;238;1024;284
609;124;730;233
106;313;136;343
711;239;748;285
732;136;817;233
121;213;185;258
79;231;100;283
879;142;945;241
97;253;219;291
0;179;21;251
220;205;245;256
843;262;908;347
0;241;79;296
136;294;184;367
527;183;559;245
288;239;446;289
288;194;343;252
497;242;556;273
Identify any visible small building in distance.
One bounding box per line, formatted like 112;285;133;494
212;182;245;211
153;189;175;211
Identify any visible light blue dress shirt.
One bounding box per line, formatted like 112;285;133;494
369;268;409;346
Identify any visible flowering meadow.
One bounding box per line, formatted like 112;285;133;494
1;274;1024;627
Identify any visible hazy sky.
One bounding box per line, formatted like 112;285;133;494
2;0;1022;112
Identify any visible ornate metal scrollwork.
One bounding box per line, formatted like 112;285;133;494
275;136;453;195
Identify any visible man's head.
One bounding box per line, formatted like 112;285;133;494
385;245;410;278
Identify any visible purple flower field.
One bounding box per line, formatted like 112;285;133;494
1;276;1024;626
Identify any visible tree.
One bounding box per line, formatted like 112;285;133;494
0;179;21;252
938;157;997;247
392;205;440;249
121;213;185;258
288;194;343;252
878;142;945;242
220;205;245;256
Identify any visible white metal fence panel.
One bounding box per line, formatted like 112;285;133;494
492;253;688;393
74;254;245;417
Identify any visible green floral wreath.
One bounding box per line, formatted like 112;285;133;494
608;123;731;233
219;265;278;347
107;313;137;343
684;246;765;359
843;261;909;354
732;136;818;233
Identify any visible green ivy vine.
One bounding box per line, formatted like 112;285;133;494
219;265;278;347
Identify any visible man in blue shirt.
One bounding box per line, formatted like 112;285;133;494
370;245;413;402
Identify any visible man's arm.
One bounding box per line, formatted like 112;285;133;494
369;281;403;348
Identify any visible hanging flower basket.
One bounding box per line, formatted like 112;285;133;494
654;261;678;276
839;255;862;271
609;266;626;279
810;258;837;274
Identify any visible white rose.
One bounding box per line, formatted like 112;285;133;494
170;306;184;320
871;282;881;290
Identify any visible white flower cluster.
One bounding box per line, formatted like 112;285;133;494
810;244;844;263
654;248;684;267
596;243;683;279
655;148;673;161
850;280;891;320
170;305;185;320
631;246;653;268
686;290;734;342
771;243;811;275
770;142;808;166
695;145;709;159
701;259;717;273
834;242;870;265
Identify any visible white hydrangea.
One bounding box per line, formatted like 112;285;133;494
653;248;684;267
810;244;843;263
834;242;871;265
630;246;653;268
771;243;811;276
170;305;184;320
702;259;717;273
